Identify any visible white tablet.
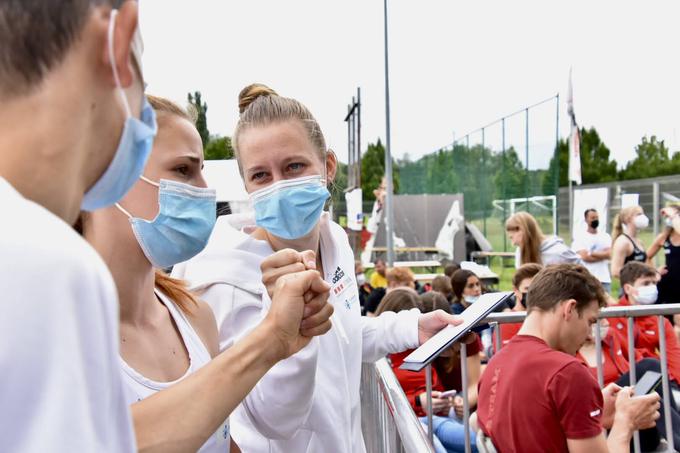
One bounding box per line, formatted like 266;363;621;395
399;291;513;372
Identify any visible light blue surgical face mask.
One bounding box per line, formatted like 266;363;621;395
250;175;330;240
116;177;217;268
81;10;157;211
464;294;479;304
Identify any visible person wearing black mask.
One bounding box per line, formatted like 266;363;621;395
572;209;613;293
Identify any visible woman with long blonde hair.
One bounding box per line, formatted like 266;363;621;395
610;205;649;278
505;211;579;267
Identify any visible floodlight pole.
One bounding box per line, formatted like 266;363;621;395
383;0;395;266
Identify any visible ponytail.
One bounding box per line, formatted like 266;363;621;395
154;270;198;315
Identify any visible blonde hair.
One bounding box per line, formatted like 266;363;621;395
612;205;642;242
506;212;545;266
233;83;327;174
147;94;197;125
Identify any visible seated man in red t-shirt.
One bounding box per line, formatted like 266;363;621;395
496;263;542;350
477;264;660;453
608;261;680;384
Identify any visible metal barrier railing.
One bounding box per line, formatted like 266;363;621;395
446;303;680;453
360;358;435;453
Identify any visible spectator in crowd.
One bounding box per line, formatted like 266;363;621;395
0;4;333;451
608;262;680;384
647;205;680;311
505;212;580;267
477;264;660;452
365;266;417;316
381;289;477;453
174;84;464;452
444;262;462;278
450;269;483;315
578;319;680;449
432;275;454;302
79;95;235;451
495;263;543;350
422;292;482;428
572;209;612;293
370;258;388;288
610;205;649;279
355;260;373;314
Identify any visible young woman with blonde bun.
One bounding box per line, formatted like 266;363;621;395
175;84;467;453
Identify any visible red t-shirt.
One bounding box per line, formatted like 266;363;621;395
577;333;642;386
494;322;522;352
609;296;680;383
477;335;604;453
390;350;445;417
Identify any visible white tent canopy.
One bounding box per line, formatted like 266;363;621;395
203;160;250;213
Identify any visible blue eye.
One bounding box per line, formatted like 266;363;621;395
288;163;305;172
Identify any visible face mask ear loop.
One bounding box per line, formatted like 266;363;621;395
107;9;132;118
140;175;160;188
115;202;133;219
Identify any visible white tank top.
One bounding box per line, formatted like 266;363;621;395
120;289;230;452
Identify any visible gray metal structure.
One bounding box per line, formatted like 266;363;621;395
372;194;467;263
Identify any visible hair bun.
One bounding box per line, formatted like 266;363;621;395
238;83;278;114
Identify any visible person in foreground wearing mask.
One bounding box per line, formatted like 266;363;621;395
572;209;612;293
80;95;232;451
173;83;469;453
608;262;680;384
477;265;660;453
610;205;650;279
0;3;332;451
578;319;680;449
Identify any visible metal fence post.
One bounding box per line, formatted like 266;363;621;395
627;317;641;453
657;316;674;452
425;364;434;447
461;342;471;453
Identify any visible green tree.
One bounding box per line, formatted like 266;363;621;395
543;126;618;191
619;135;675;180
495;147;527;199
361;139;399;201
187;91;209;147
330;161;348;207
204;136;234;160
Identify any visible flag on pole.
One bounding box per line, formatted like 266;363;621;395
567;68;582;185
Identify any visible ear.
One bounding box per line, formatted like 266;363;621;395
102;1;139;88
325;150;338;184
562;299;578;320
622;283;635;298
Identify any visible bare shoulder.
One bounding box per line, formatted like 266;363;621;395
187;299;220;358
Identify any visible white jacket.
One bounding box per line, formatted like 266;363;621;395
173;213;420;453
